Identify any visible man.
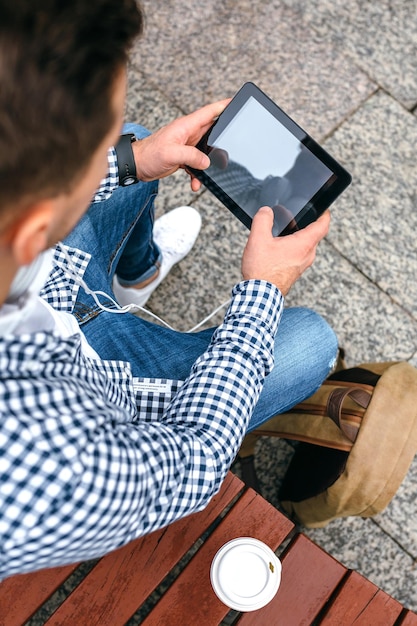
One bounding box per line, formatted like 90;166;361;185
0;0;337;580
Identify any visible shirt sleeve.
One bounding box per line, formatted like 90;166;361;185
135;280;283;530
92;146;119;203
0;280;284;577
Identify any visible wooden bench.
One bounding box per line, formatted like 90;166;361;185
1;472;416;625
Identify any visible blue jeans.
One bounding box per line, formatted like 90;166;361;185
65;123;338;431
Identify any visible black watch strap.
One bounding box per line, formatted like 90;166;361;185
115;133;138;186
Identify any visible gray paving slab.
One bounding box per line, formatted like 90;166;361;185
135;0;375;138
373;454;417;558
281;0;417;109
125;68;182;130
324;90;417;322
285;239;417;365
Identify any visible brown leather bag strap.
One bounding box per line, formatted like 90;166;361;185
326;387;372;442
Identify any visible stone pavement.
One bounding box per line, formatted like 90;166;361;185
126;0;417;612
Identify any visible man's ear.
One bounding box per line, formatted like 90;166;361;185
9;201;55;266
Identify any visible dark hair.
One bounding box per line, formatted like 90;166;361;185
0;0;143;224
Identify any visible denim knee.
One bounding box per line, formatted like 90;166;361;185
248;307;338;430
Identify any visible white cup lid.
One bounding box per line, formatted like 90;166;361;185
210;537;282;611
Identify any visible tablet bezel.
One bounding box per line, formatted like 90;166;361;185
188;82;352;235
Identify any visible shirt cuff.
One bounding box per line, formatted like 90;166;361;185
213;279;284;377
92;147;119;203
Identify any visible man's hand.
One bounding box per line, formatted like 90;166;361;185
242;207;330;296
131;99;231;190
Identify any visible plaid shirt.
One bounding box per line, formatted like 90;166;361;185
93;147;119;202
0;160;283;580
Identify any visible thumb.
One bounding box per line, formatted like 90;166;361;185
250;206;275;237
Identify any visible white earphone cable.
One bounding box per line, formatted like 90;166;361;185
56;242;230;332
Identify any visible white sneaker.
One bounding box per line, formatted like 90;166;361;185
113;206;202;308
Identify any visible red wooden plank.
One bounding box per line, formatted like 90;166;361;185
44;472;243;625
399;610;417;625
142;487;294;626
348;589;404;625
0;564;78;626
320;570;402;625
238;533;346;626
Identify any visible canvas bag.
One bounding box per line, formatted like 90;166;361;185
238;361;417;528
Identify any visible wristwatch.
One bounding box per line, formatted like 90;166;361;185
115;133;138;186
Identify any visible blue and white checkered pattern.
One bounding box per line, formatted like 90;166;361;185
40;245;90;311
0;172;284;580
93;147;119;203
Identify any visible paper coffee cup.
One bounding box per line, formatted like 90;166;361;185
210;537;282;612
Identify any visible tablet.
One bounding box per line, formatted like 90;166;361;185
188;82;352;236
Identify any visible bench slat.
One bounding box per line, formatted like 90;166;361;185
319;570;403;625
346;590;404;625
237;533;346;625
399;611;417;625
0;564;78;626
43;472;243;625
142;487;294;625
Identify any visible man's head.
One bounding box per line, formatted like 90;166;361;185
0;0;143;235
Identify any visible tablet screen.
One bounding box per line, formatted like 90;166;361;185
189;83;351;236
208;96;333;235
